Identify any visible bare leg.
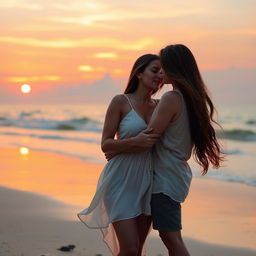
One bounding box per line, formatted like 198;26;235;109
136;214;152;255
113;218;140;256
159;230;190;256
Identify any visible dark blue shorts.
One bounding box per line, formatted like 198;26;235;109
151;193;182;231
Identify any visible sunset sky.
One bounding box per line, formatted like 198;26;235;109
0;0;255;104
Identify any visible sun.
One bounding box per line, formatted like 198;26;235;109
20;147;29;155
21;84;31;94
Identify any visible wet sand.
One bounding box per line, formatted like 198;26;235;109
0;147;255;255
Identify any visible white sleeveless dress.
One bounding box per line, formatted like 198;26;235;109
78;95;153;255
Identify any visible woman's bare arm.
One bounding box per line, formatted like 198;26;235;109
103;91;182;160
147;91;182;134
101;95;159;156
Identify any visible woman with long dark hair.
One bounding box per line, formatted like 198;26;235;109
105;44;223;256
146;44;223;256
78;54;163;256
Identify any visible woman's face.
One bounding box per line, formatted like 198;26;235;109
138;59;163;91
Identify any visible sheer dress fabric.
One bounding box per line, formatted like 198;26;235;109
78;95;153;255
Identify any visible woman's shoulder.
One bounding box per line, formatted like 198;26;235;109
161;90;182;104
110;94;127;104
107;94;130;114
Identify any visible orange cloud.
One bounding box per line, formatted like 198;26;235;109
0;36;157;50
77;65;105;72
0;1;42;10
7;76;61;83
94;52;118;59
78;65;94;72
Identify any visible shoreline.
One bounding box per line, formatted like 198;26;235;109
0;147;256;255
1;185;255;256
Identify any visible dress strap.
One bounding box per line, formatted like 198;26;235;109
173;89;182;97
173;89;185;117
152;98;159;107
123;94;133;109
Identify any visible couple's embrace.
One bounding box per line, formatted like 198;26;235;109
78;44;223;256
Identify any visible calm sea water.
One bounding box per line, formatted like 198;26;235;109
0;103;255;187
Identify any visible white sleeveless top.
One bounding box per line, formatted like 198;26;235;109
152;90;193;203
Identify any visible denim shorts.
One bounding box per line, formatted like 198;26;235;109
151;193;182;231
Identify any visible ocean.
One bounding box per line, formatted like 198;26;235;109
0;103;255;187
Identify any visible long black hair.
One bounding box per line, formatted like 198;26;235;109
160;44;224;174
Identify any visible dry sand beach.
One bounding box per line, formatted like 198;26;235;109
1;147;256;256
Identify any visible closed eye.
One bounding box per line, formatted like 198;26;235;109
151;68;160;73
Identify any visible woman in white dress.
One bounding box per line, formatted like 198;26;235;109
105;44;224;256
78;54;163;256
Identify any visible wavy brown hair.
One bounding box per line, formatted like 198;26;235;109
124;54;160;94
160;44;224;174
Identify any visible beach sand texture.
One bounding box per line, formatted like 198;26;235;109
0;147;256;256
